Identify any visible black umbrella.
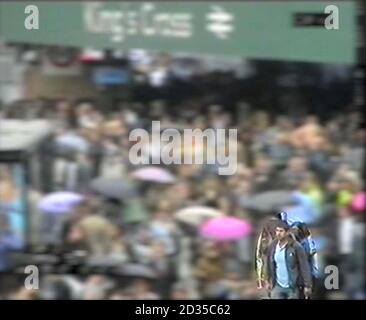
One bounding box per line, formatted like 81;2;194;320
90;177;137;200
240;190;295;214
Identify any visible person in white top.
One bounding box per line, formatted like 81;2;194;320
337;206;355;296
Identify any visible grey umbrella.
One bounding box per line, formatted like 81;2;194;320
240;190;295;214
114;263;157;279
86;256;128;268
90;177;137;200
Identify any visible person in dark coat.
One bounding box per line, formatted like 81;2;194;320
265;220;312;299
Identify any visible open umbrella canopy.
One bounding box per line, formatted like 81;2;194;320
114;263;157;279
38;191;84;214
240;190;295;213
281;205;317;225
90;177;137;200
282;192;319;225
351;192;366;212
55;132;89;153
199;216;252;241
175;206;224;226
86;256;128;268
131;166;176;184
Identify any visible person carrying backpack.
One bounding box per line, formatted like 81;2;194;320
290;221;322;298
291;222;319;277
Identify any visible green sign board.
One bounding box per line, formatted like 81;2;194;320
0;1;356;64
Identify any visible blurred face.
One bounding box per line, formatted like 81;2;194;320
72;202;89;217
172;290;188;300
289;157;307;173
307;116;317;124
0;181;17;202
275;227;288;241
327;180;339;192
201;240;220;258
338;206;351;218
135;280;150;294
276;117;288;129
308;136;325;151
153;211;168;222
339;181;352;190
0;165;11;180
228;176;239;189
218;197;230;212
326;121;338;132
194;117;206;130
256;158;271;172
240;180;251;194
157;200;171;213
255;112;269;129
88;131;101;143
87;275;105;286
77;103;92;116
152;241;166;257
360;129;366;142
109;293;130;300
67;225;85;243
205;188;217;200
56;101;70;115
83;276;109;300
174;181;191;200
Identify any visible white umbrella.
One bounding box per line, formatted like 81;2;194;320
55;133;89;153
175;206;224;226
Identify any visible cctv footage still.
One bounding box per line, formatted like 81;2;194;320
0;1;364;301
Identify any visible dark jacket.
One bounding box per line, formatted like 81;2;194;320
266;238;312;289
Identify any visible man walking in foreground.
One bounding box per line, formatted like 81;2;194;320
265;220;312;299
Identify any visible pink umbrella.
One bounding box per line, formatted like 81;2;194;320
131;167;176;183
199;216;252;241
351;192;366;212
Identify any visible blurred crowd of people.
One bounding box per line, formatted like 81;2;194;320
0;84;364;299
